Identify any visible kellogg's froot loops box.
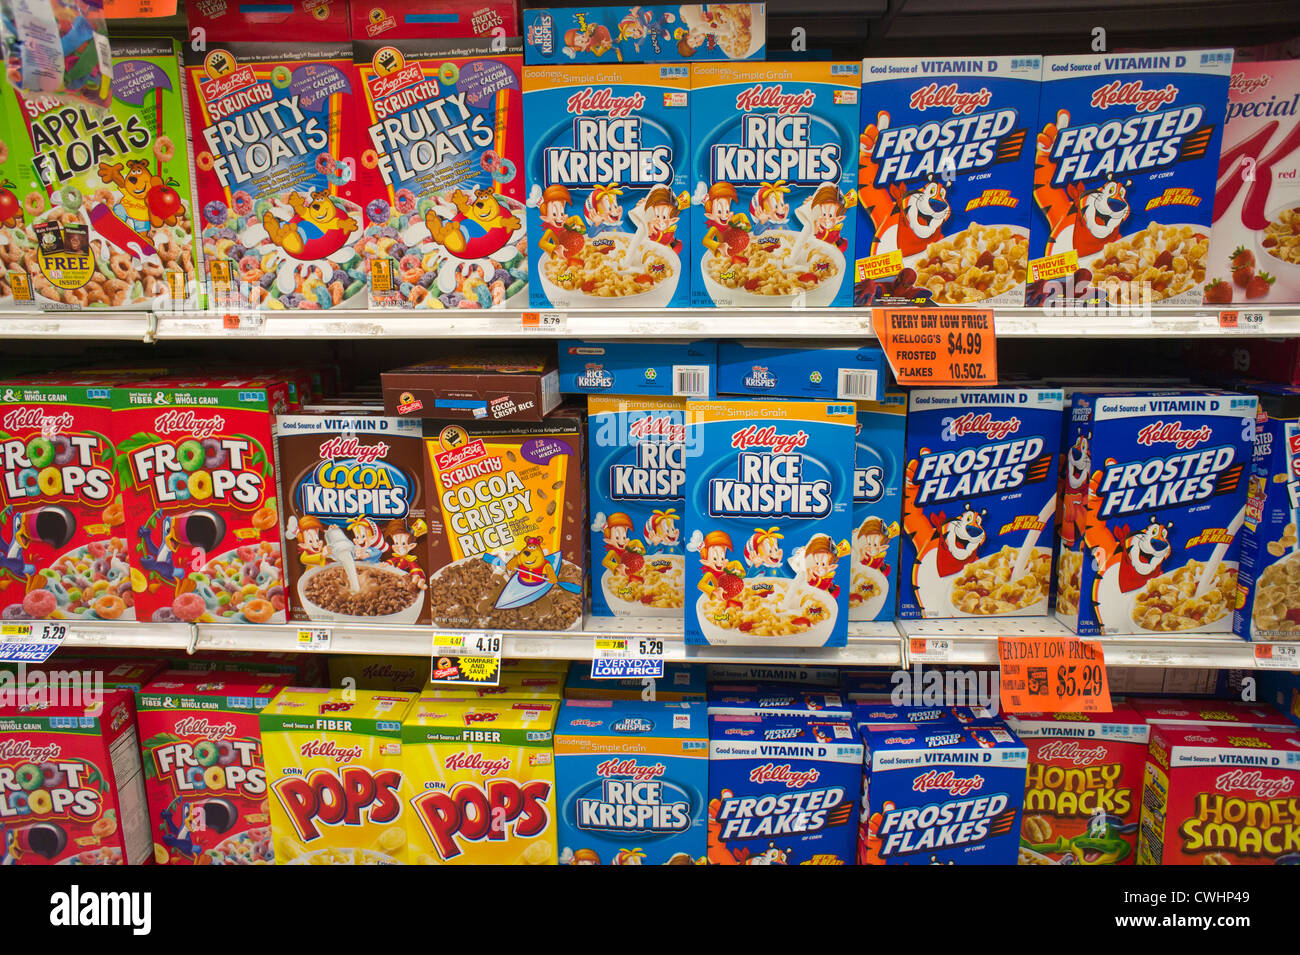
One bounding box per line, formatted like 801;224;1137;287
900;389;1063;619
1027;49;1232;308
260;688;415;865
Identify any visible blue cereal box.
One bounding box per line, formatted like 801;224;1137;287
559;340;717;398
706;664;841;687
900;389;1064;618
707;684;852;718
708;713;862;864
855;55;1042;308
587;395;689;619
851;394;906;621
690;62;861;307
715;341;887;402
554;700;708;865
523;4;766;66
1027;49;1233;308
565;662;706;701
859;722;1027;864
523;64;692;309
684;399;856;646
852;703;959;728
1058;391;1256;636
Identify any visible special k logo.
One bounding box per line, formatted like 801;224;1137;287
911;770;985;796
730;425;809;454
950;412;1020;441
747;762;821;789
154;410;226;439
909;82;992;115
566;87;645;118
1136;420;1213;450
1215;769;1294;799
1090;80;1179;113
1036;740;1109;766
735;84;817;116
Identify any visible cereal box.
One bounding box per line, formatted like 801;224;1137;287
1127;697;1294;730
565;662;705;701
1008;708;1150;865
1057;391;1256;636
354;0;518;41
860;722;1028;865
0;88;37;304
276;414;429;625
715;342;887;402
690;62;861;308
685;399;855;646
706;663;840;687
707;685;852;719
524;3;765;65
554;700;708;865
186;40;368;311
850;395;905;621
423;417;585;631
402;699;558;865
355;39;529;310
0;689;150;865
708;713;862;864
382;352;561;422
853;703;959;727
137;670;288;865
420;673;564;701
187;0;352;43
1203;61;1300;306
855;56;1041;307
328;655;425;692
524;64;691;309
1027;50;1233;307
260;688;415;865
1138;723;1300;865
588;395;688;619
113;379;289;625
560;341;717;398
900;389;1063;619
5;37;199;310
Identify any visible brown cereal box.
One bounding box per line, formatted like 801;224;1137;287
382;352;561;422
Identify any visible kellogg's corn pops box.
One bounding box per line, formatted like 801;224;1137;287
1027;49;1233;308
855;56;1041;307
690;62;860;308
420;673;564;702
402;699;558;865
328;654;424;692
260;688;415;865
850;395;905;621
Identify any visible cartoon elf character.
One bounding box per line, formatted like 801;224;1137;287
855;516;894;578
291;515;328;567
383;518;427;589
743;527;785;577
811;184;849;252
693;529;744;606
642;184;683;253
749;180;791;236
599;512;645;582
803;533;847;597
537;184;586;264
584;183;625;236
642;507;681;551
348;517;388;562
701;182;751;264
563;17;613;57
613;847;646;865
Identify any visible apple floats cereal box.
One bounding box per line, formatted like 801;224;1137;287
690;62;860;308
260;688;415;865
850;395;905;621
355;40;529;309
899;389;1063;619
524;64;691;309
855;56;1041;307
1027;49;1232;308
684;400;855;647
0;89;37;304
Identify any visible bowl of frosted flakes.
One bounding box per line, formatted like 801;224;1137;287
694;575;839;646
1129;560;1238;634
537;229;682;308
1080;222;1208;305
945;544;1052;617
700;228;845;307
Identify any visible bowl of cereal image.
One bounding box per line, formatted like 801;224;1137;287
1103;559;1238;635
849;563;889;620
1254;192;1300;297
1071;222;1208;306
599;553;686;617
700;229;845;307
919;544;1052;617
537;231;681;308
1249;550;1300;640
693;576;839;647
428;553;584;632
295;560;425;625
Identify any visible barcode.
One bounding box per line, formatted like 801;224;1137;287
837;369;878;400
673;365;709;397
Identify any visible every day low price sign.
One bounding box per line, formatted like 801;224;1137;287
997;635;1112;713
871;308;997;386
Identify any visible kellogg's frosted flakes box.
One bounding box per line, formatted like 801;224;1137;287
900;389;1063;619
684;399;855;647
1057;391;1256;636
1027;49;1232;308
524;64;691;309
402;699;558;865
690;62;860;308
850;395;904;621
707;685;851;719
1138;723;1300;865
260;688;415;865
855;56;1041;307
524;3;765;65
355;40;529;310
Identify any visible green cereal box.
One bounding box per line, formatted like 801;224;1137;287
5;37;200;311
0;83;37;305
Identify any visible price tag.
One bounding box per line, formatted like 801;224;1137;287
103;0;177;16
222;312;266;334
997;636;1112;713
908;637;952;663
521;311;565;332
1254;643;1300;670
0;621;68;663
429;632;503;686
591;636;665;679
871;308;997;386
295;627;332;651
1219;310;1268;331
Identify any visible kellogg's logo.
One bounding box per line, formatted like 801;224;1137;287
569;719;603;728
1136;420;1213;450
299;740;364;764
3;408;73;435
629;415;687;443
1229;72;1270;95
444;752;512;777
909;82;992;115
748;762;821;789
1090;80;1179;113
1214;769;1294;799
730;425;809;454
319;436;390;463
735;84;817;116
950;412;1021;441
0;739;60;762
175;717;239;741
912;770;985;796
596;758;665;781
1036;740;1109;766
154;410;226;439
566;87;645;118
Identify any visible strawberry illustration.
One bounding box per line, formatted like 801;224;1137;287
1245;272;1275;300
1230;246;1254;271
557;228;586;260
718;569;745;601
1232;264;1254;288
1203;279;1232;305
622;550;645;575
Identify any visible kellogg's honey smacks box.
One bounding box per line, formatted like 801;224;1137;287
260;688;415;865
402;699;559;865
690;62;860;308
0;689;151;865
1027;49;1233;308
137;669;289;865
355;39;529;309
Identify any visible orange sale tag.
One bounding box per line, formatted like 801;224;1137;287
871;308;997;387
103;0;176;16
997;636;1111;713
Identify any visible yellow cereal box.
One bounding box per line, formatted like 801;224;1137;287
259;688;415;865
421;674;564;701
402;700;559;864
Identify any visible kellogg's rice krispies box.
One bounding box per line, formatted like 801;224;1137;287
900;388;1063;619
560;341;717;398
402;699;558;865
524;64;691;309
690;62;860;308
1008;707;1150;865
685;399;855;647
554;700;708;865
355;39;529;310
850;394;905;621
260;688;415;865
1138;723;1300;865
1027;49;1232;308
855;56;1041;308
1057;391;1256;636
524;3;765;65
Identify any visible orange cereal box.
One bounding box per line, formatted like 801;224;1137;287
260;688;415;865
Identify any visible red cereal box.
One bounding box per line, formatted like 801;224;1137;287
187;0;352;43
352;0;518;41
1138;723;1300;865
0;689;151;865
137;669;290;865
113;378;289;624
1128;697;1296;730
